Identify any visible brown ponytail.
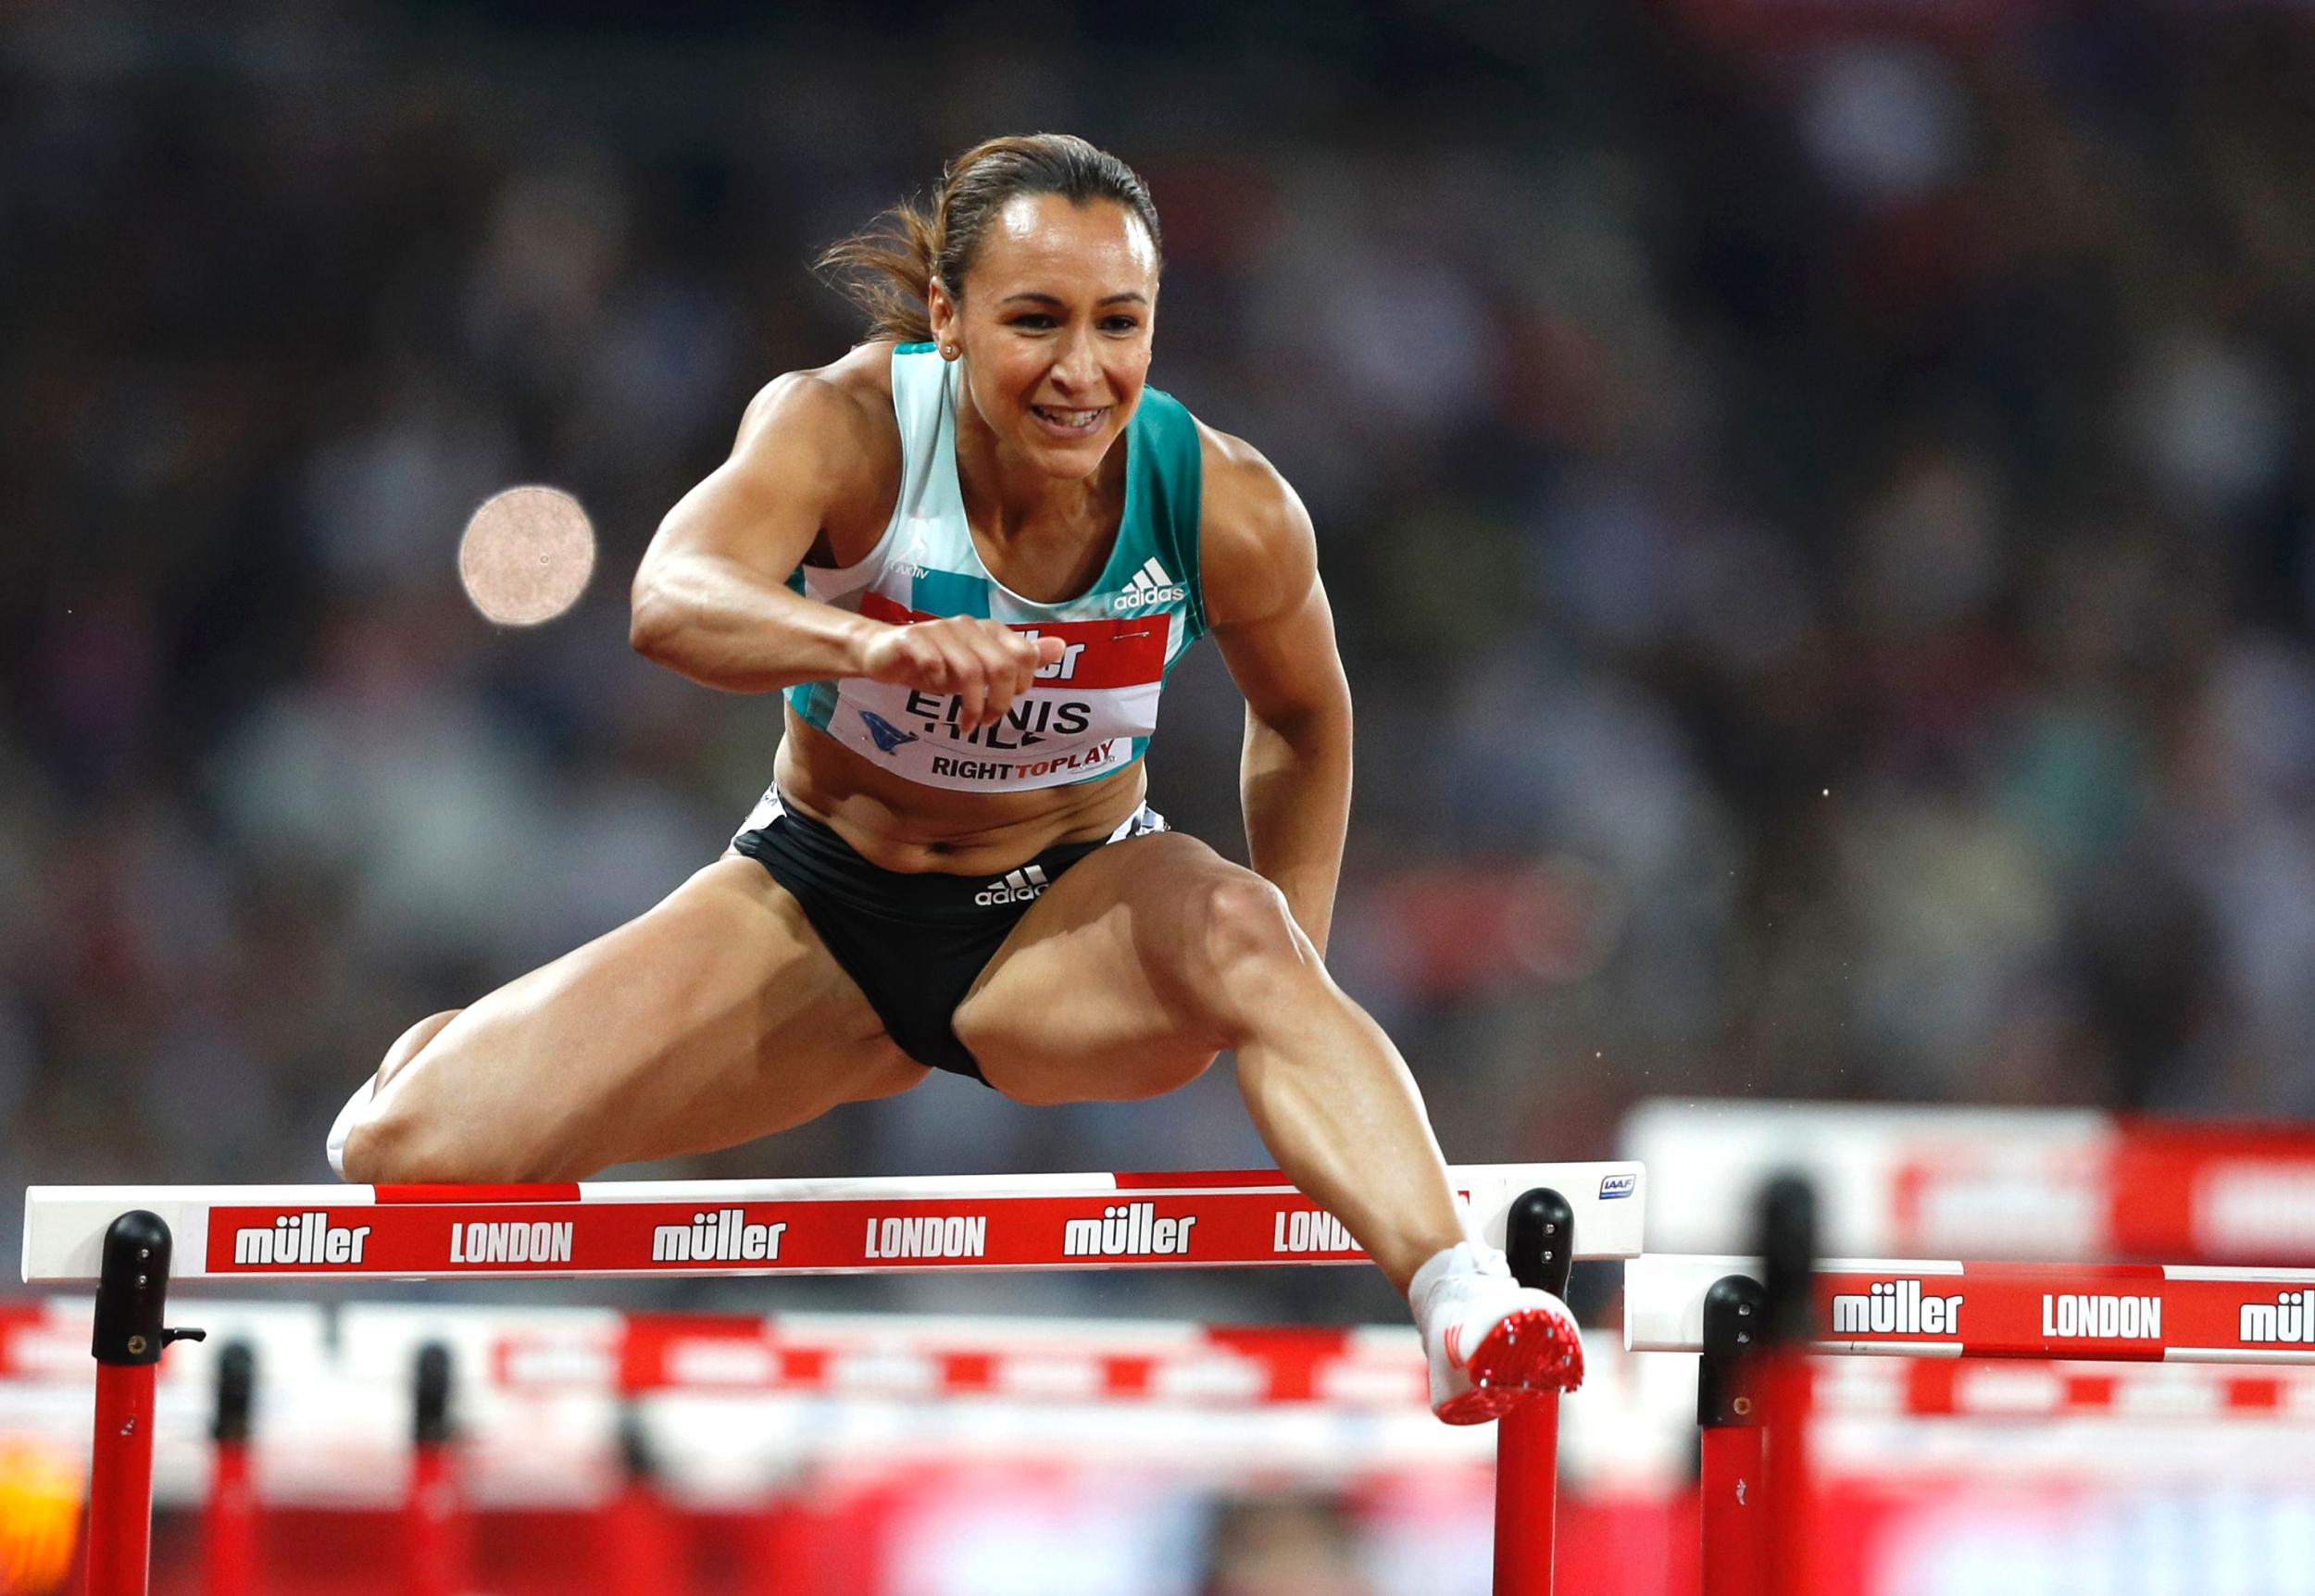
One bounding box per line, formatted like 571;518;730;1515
817;132;1164;343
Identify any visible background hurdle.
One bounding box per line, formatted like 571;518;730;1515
1628;1253;2315;1364
25;1162;1641;1596
1630;1177;2315;1596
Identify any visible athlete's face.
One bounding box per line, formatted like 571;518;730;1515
930;193;1158;480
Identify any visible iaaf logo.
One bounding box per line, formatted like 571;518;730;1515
976;864;1048;904
233;1212;372;1266
1114;557;1187;612
1831;1278;1964;1337
1599;1174;1637;1200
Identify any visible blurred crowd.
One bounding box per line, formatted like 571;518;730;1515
6;2;2315;1319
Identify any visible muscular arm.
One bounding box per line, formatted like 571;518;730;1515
1202;432;1353;956
629;372;891;692
632;366;1057;727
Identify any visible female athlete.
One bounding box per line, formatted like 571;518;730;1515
332;133;1579;1422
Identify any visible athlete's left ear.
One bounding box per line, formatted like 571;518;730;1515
926;278;962;359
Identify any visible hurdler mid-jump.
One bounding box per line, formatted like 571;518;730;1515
329;132;1582;1423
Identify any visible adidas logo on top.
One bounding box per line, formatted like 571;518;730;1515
975;863;1050;905
1114;557;1189;612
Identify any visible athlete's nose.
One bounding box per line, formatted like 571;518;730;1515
1047;327;1101;397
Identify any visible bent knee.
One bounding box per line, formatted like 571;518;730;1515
337;1048;563;1187
339;1103;563;1186
1195;872;1301;960
336;1105;429;1186
378;1010;462;1094
337;1096;491;1186
1186;871;1324;1040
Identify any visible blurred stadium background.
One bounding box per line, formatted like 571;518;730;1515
7;1;2315;1590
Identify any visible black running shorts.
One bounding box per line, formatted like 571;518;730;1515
730;791;1169;1081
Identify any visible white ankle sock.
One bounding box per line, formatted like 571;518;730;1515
1408;1239;1509;1316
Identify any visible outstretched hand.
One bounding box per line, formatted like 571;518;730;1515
857;619;1069;736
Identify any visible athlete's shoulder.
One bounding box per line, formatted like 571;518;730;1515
724;344;904;537
1192;419;1317;629
1193;419;1295;521
734;343;898;456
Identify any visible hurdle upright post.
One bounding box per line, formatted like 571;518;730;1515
1696;1275;1766;1596
1756;1176;1820;1596
203;1341;259;1596
406;1341;470;1596
600;1404;685;1596
87;1211;203;1596
1494;1186;1575;1596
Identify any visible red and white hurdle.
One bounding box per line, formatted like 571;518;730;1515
33;1146;2315;1595
1620;1191;2315;1595
21;1162;1646;1596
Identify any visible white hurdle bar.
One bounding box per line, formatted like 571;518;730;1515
27;1160;1644;1596
25;1163;1646;1283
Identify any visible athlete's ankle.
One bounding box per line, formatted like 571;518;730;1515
1408;1238;1508;1315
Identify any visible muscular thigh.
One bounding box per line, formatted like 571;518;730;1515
954;833;1244;1105
375;856;923;1178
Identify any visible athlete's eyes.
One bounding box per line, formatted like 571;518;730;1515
1004;313;1142;333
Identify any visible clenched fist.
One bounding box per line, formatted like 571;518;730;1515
857;617;1068;736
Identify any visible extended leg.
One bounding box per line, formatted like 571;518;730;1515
957;834;1583;1418
956;833;1463;1293
338;857;925;1183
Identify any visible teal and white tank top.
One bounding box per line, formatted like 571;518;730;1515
782;343;1208;793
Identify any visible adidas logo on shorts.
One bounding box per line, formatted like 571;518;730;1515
1114;556;1188;612
975;864;1050;905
